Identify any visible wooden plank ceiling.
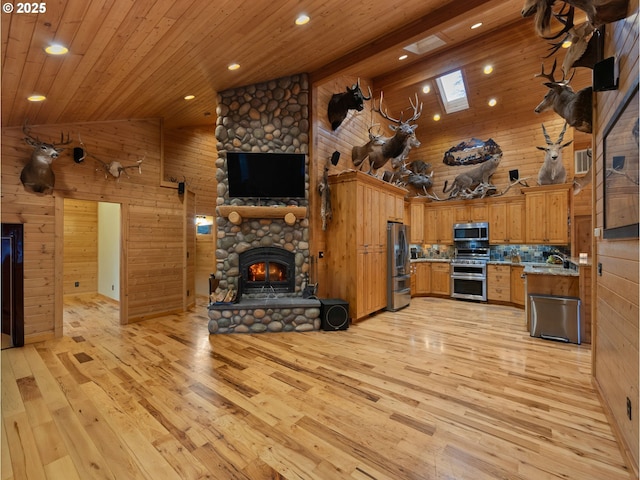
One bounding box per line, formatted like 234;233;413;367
1;0;563;129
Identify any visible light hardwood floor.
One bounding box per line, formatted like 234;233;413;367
1;294;633;479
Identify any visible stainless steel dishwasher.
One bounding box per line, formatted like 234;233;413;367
529;294;581;344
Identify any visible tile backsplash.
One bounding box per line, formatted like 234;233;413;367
410;243;570;262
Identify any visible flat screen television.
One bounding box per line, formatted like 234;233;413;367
227;152;306;198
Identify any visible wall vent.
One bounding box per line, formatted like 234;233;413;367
574;148;592;174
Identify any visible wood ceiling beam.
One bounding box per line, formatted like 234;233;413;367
309;0;498;83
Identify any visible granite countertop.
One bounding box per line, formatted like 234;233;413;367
410;258;451;263
521;264;579;276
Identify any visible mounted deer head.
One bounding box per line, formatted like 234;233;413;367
537;122;573;185
19;122;71;194
352;92;422;173
534;59;593;133
327;78;372;130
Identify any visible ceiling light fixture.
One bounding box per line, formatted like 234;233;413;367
184;94;195;100
483;65;493;74
399;54;408;61
27;94;46;102
488;98;497;107
471;22;483;29
295;14;310;25
433;114;441;121
422;84;431;94
228;63;240;71
45;44;68;55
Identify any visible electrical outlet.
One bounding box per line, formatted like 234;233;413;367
74;281;79;287
598;263;603;276
318;251;324;259
112;285;115;291
627;397;632;420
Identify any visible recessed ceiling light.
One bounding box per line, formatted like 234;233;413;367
488;98;497;107
422;84;431;94
295;14;310;25
483;65;493;75
45;44;68;55
433;114;441;121
184;94;195;100
471;22;483;29
27;94;46;102
399;54;408;61
228;63;240;71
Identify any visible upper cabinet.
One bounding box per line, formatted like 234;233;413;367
424;204;453;244
489;197;525;244
524;184;571;244
452;202;488;224
409;200;425;244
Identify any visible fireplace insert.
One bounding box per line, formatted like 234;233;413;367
238;247;296;296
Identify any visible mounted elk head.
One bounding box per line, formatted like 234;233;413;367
20;122;71;194
327;78;372;131
522;0;629;36
352;92;422;173
534;59;593;133
537;122;573;185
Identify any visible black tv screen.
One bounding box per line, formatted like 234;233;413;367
227;152;306;198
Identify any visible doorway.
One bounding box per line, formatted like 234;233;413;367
1;224;24;348
63;199;121;335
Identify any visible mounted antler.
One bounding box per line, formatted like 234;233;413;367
373;91;423;125
19;121;72;194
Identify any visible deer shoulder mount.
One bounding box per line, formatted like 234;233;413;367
521;0;629;36
443;153;502;199
20;123;71;194
351;92;422;173
535;59;593;133
327;78;371;131
537;122;573;185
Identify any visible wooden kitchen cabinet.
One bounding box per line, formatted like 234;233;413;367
424;204;453;244
452;201;488;224
414;262;431;295
489;197;525;244
409;200;425;244
510;265;525;306
326;171;408;321
524;184;570;244
385;191;404;223
430;262;451;296
487;264;511;301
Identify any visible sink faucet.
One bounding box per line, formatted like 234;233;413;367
548;254;564;264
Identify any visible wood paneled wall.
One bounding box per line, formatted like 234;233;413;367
1;118;192;341
63;199;98;295
592;2;639;476
163;125;217;297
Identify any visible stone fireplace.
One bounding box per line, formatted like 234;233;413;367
208;73;321;334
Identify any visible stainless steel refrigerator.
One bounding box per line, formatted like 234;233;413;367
387;222;411;311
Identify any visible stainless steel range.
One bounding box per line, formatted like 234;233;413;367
451;222;489;302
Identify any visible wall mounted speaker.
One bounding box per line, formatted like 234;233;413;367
320;298;349;331
330;150;341;166
509;169;519;181
178;181;185;195
73;147;85;163
593;56;618;92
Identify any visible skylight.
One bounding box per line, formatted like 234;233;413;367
435;69;469;114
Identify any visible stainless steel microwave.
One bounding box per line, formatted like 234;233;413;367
453;222;489;241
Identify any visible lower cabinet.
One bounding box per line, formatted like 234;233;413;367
430;263;451;296
510;265;525;306
415;262;431;295
487;265;511;301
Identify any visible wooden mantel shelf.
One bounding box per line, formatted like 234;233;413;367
217;205;307;225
